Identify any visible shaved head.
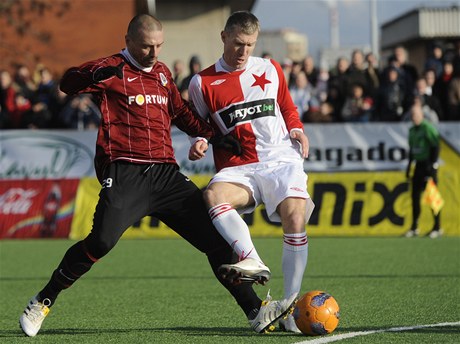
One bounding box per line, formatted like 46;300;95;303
127;14;162;40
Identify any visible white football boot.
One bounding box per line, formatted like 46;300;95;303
19;296;51;337
428;229;443;239
279;313;302;333
248;291;297;333
219;258;271;285
404;228;419;238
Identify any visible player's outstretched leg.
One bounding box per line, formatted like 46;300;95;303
219;257;271;285
19;239;99;337
248;291;298;333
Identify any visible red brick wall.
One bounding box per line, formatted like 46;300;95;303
1;0;134;77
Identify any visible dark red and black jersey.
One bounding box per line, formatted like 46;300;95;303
60;50;214;181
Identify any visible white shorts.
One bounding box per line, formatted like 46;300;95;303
209;161;315;223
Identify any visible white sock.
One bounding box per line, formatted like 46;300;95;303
282;232;308;299
209;203;262;262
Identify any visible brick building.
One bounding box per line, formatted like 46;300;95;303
0;0;255;77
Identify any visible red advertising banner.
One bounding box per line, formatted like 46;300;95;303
0;179;80;239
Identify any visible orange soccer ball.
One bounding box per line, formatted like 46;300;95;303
293;290;340;336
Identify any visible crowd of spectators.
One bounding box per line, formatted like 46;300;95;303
1;43;459;130
0;64;101;130
284;43;460;123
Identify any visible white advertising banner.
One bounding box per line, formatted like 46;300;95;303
174;122;460;175
0;130;97;179
1;123;458;179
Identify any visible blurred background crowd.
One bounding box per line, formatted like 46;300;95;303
284;43;460;124
1;42;459;130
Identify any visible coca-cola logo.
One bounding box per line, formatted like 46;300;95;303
0;188;38;214
0;131;95;179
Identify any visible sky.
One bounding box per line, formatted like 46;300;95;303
252;0;460;59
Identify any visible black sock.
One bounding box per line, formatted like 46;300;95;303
38;240;97;306
247;307;261;320
207;248;262;317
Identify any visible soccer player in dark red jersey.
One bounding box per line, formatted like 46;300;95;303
19;14;296;337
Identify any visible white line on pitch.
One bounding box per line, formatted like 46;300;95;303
294;321;460;344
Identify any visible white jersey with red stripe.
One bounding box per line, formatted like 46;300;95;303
189;56;304;172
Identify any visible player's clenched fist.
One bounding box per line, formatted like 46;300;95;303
189;139;209;161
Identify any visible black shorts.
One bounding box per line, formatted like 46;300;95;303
88;161;226;254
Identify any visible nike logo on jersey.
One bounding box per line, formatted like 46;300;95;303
127;77;138;82
210;79;226;86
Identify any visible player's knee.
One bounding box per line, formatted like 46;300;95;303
203;188;216;207
283;213;306;232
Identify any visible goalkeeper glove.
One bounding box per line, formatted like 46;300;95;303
209;135;242;156
93;62;125;82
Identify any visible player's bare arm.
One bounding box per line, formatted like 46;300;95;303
290;129;309;158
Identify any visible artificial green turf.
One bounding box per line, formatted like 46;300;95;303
1;237;459;343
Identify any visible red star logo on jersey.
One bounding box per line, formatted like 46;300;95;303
251;72;271;91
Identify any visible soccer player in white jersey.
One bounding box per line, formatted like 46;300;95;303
188;11;315;333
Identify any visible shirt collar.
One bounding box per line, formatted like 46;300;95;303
121;48;153;73
217;56;251;73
